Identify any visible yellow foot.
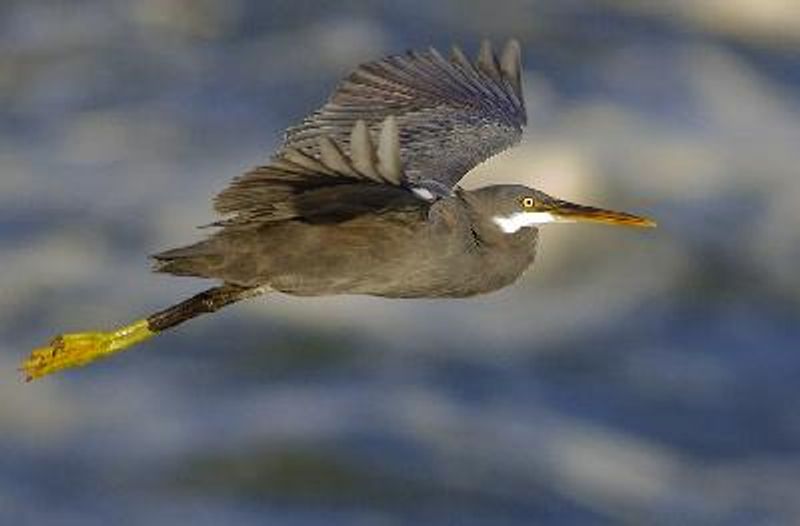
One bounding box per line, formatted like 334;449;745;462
21;320;154;381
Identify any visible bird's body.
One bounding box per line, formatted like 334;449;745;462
22;39;653;381
155;186;538;298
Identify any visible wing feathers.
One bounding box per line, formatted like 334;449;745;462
500;39;522;98
318;136;359;177
377;115;402;184
450;45;474;72
214;118;411;224
349;120;382;183
477;39;502;82
282;39;527;194
214;40;528;226
282;148;336;176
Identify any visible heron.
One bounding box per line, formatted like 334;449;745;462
22;39;655;381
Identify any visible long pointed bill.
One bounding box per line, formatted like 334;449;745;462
550;201;656;228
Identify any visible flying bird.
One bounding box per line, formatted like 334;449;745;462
22;39;655;381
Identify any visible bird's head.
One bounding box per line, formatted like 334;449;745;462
468;185;656;234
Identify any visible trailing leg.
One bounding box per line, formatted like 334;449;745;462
21;284;264;381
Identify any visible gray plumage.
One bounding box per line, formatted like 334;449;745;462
155;39;539;298
157;112;539;297
153;39;650;300
278;38;526;195
157;186;539;298
23;38;654;381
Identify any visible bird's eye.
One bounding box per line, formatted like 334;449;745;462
521;197;535;208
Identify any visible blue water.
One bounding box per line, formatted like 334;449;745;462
3;1;800;524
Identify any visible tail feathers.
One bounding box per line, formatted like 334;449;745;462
151;241;218;278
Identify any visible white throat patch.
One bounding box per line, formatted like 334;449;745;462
492;211;562;233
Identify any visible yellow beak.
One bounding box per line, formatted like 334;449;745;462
550;200;656;228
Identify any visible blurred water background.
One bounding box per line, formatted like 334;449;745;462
2;1;800;524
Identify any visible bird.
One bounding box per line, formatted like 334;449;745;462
21;39;655;381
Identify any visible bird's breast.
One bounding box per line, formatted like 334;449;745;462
256;208;538;299
366;219;539;299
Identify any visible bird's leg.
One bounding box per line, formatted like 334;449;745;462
21;284;263;381
21;321;155;381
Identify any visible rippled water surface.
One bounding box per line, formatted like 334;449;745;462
3;1;800;524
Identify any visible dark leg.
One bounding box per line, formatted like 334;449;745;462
147;285;262;332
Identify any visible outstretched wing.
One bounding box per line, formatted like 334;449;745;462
281;39;527;196
214;117;421;226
